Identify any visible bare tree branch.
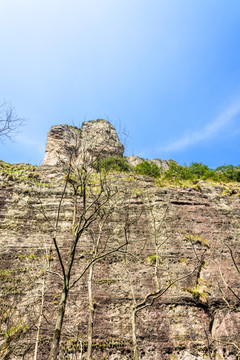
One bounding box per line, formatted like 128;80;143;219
0;101;24;142
135;265;198;314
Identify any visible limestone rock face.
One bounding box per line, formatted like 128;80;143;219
42;120;124;166
151;158;169;172
126;155;144;167
42;125;81;166
2;123;240;359
126;155;169;172
81;119;124;160
1;160;240;359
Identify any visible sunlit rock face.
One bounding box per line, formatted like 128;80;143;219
1;159;240;359
42;119;124;166
151;158;169;171
1;123;240;359
126;156;170;172
126;155;144;167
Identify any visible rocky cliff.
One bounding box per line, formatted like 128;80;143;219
42;120;124;167
1;121;240;360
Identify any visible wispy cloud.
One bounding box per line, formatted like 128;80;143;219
161;99;240;152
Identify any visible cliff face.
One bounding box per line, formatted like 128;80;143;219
42;120;124;167
1;122;240;360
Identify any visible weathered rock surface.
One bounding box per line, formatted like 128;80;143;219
126;156;170;172
1;159;240;359
126;155;144;167
151;158;169;172
42;120;169;174
1;122;240;359
42;120;124;167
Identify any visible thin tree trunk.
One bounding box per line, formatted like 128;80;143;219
132;308;139;360
124;246;139;360
154;232;160;292
87;265;94;360
48;285;68;360
34;275;46;360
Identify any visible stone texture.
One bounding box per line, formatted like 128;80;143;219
42;120;124;167
1;159;240;359
126;156;170;172
151;158;169;172
126;155;144;167
1;122;240;359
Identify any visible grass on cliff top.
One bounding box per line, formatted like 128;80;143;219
0;161;37;172
1;158;240;192
92;156;132;173
93;157;161;178
63;124;82;133
156;161;240;190
164;161;240;182
0;161;53;187
93;157;240;187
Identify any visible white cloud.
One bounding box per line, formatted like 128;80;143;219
161;99;240;152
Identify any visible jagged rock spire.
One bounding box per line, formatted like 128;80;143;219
42;119;124;166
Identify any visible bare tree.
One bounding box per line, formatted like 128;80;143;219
46;150;128;359
0;245;48;360
85;208;114;360
0;101;24;141
121;192;199;360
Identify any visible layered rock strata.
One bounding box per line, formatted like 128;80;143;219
1;121;240;360
1;160;240;359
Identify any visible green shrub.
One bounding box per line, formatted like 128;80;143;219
188;162;211;178
93;156;131;173
164;161;193;180
215;165;240;182
92;156;240;184
164;161;240;182
135;161;160;178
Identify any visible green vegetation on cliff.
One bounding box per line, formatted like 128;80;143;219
164;161;240;183
135;161;160;178
93;156;131;172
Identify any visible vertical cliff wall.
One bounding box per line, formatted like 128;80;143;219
1;121;240;360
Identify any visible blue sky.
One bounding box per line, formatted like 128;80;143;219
1;0;240;168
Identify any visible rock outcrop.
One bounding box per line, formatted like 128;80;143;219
42;120;170;173
126;155;170;172
126;155;144;167
151;158;169;171
1;122;240;360
42;119;124;167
